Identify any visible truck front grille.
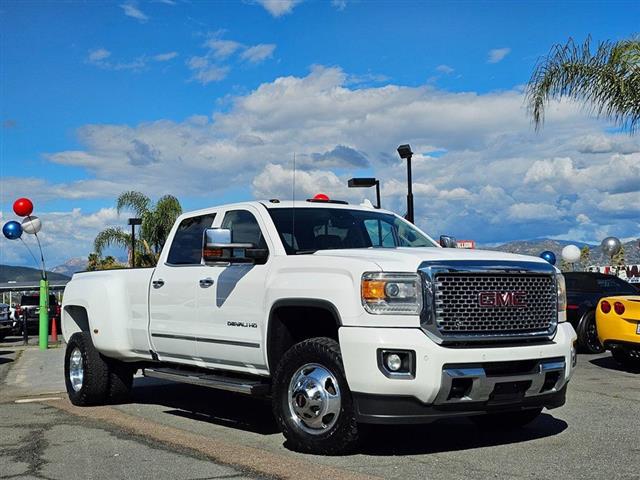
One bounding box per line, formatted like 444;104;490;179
434;273;557;337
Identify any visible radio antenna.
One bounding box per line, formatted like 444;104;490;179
291;152;296;252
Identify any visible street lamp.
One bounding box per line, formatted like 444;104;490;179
128;218;142;268
348;177;381;209
397;144;414;223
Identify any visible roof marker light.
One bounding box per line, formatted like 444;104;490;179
313;193;329;201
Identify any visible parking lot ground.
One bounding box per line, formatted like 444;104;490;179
1;345;639;480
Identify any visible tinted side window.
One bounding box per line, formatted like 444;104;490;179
166;214;216;265
221;210;267;249
596;277;636;294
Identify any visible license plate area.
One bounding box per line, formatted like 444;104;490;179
488;380;532;404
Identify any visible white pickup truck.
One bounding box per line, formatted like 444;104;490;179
62;197;577;454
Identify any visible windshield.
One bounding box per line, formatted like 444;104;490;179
268;207;437;254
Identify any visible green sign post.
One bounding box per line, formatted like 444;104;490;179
39;278;49;350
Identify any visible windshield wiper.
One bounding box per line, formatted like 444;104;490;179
294;250;318;255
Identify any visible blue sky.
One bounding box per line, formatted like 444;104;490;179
1;0;639;267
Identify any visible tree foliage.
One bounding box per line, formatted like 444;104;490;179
93;191;183;267
526;36;640;132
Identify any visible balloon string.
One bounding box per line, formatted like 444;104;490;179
27;215;47;280
19;237;41;270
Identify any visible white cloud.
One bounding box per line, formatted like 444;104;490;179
488;47;511;63
120;1;149;22
240;44;276;64
205;39;243;59
435;64;454;74
88;48;111;62
152;51;178;62
8;65;638;257
256;0;301;17
188;36;276;84
331;0;346;10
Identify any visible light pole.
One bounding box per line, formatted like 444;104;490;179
347;177;381;208
128;218;142;268
397;144;414;223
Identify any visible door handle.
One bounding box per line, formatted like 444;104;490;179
199;277;215;288
152;279;165;289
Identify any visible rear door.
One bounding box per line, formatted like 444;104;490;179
194;206;272;371
149;212;217;362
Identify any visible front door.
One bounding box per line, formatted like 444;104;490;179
149;213;216;363
195;207;271;372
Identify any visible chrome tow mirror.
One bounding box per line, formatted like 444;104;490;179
439;235;457;248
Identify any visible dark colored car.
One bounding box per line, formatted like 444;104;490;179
564;272;638;354
14;294;61;336
0;303;11;341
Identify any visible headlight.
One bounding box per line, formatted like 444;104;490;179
556;273;567;318
361;272;422;315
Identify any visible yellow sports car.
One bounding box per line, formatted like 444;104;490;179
596;296;640;370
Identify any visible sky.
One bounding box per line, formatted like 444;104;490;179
1;0;639;268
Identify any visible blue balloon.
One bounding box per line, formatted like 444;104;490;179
2;221;23;240
540;250;556;265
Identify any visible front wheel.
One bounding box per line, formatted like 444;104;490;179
577;311;604;354
472;408;543;429
64;332;110;406
272;337;359;455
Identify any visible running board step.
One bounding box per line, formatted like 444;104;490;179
143;367;270;396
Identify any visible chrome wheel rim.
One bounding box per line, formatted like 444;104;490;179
287;363;341;435
69;348;84;392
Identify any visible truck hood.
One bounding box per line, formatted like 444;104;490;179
312;247;553;272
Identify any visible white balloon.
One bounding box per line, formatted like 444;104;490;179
21;216;42;235
561;244;581;263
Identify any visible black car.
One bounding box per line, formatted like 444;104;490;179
15;294;61;335
564;272;638;353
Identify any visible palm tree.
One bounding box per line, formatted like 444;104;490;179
526;36;640;132
93;191;182;266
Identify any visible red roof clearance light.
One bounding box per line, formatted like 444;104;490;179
600;300;611;314
313;193;330;201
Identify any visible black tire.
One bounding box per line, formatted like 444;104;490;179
612;348;640;372
472;408;543;429
107;360;136;404
64;332;110;406
577;310;604;354
272;337;359;455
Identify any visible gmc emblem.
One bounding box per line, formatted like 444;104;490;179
478;291;527;307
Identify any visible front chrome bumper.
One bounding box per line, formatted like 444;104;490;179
434;357;566;405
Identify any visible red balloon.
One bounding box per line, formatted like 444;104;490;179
13;198;34;217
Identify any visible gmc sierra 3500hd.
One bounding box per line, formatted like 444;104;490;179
62;197;577;454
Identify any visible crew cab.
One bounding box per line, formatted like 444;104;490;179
62;199;577;454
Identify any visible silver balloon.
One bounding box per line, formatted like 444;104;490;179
21;215;42;235
601;236;621;257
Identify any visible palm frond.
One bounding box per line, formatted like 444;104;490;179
526;36;640;133
116;191;151;217
93;227;131;256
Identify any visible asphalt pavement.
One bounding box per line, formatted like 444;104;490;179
1;336;639;479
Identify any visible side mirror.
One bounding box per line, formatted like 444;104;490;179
439;235;457;248
202;228;268;265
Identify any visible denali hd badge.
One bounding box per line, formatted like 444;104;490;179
478;291;527;307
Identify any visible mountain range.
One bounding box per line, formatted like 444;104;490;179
487;238;640;265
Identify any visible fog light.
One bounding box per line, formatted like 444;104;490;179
385;353;402;371
378;350;415;378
